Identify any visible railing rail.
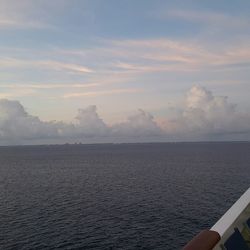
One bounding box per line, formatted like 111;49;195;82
182;230;220;250
211;188;250;236
183;188;250;250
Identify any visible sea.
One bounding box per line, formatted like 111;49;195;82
0;142;250;250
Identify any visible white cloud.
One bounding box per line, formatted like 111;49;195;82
63;88;141;98
183;86;237;133
0;86;249;145
0;57;93;74
160;86;250;138
74;105;109;136
0;99;58;142
112;109;162;137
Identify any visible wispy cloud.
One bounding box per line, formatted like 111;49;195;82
113;61;198;73
0;57;94;74
0;89;36;99
104;38;250;73
55;38;250;74
109;39;195;52
0;0;63;30
0;83;100;89
1;36;250;88
156;9;250;29
39;60;94;73
0;18;53;30
63;88;142;98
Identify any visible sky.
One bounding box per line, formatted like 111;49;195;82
0;0;250;145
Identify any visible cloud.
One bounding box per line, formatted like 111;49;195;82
160;9;250;29
0;89;36;99
0;57;93;74
0;0;66;30
2;36;250;90
0;83;100;90
160;86;250;139
74;105;109;136
0;100;110;144
112;109;162;137
0;99;162;144
39;61;94;74
0;99;58;142
0;86;249;145
59;37;250;75
109;39;250;72
183;86;237;133
63;88;141;98
0;18;51;30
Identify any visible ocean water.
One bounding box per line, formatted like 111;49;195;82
0;142;250;250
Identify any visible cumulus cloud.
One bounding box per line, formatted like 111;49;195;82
0;85;250;145
0;101;112;142
0;99;58;142
112;109;162;137
160;85;250;139
183;86;237;132
74;105;109;136
0;99;163;144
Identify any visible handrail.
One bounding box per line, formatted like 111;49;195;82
183;188;250;249
211;188;250;236
182;230;221;250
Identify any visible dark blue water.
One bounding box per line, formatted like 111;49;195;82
0;142;250;250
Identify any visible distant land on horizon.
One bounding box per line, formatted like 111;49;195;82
0;140;250;148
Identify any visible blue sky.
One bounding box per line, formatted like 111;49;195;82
0;0;250;144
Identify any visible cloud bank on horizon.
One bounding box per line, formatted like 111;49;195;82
0;85;249;145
